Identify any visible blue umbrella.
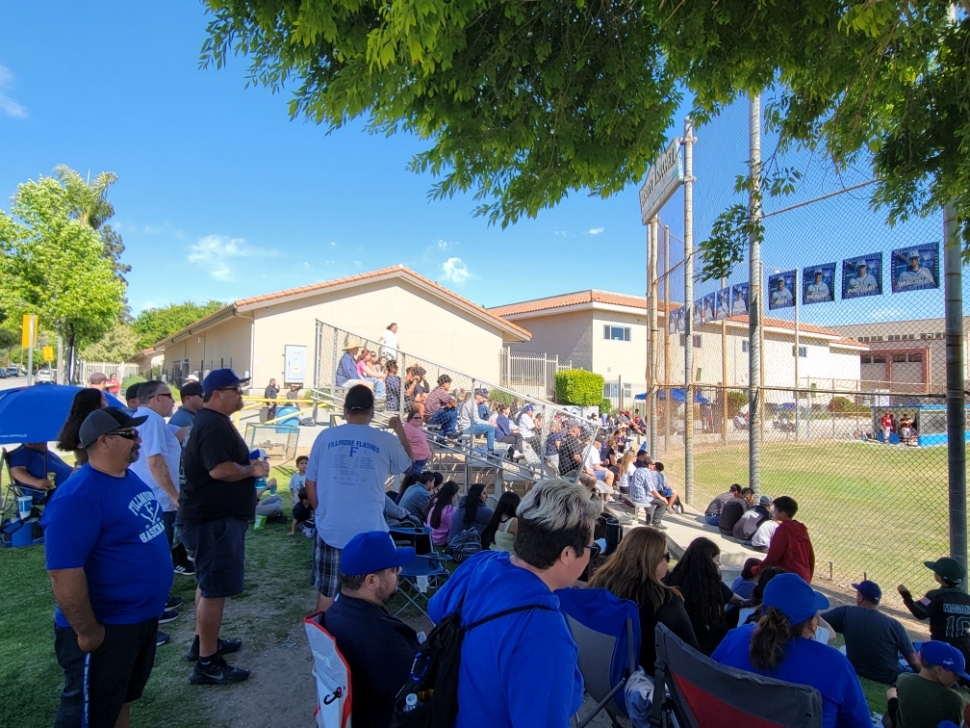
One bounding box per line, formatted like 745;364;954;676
634;389;710;404
0;384;125;445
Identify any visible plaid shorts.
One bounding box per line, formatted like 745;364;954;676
311;537;342;598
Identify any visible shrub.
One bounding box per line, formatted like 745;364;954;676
555;370;606;406
829;396;870;414
599;398;613;415
726;391;749;417
490;390;515;406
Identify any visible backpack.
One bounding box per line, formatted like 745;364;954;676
392;596;554;728
447;529;482;564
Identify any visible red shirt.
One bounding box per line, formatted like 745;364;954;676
750;520;816;583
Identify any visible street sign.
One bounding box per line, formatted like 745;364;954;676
639;139;684;224
42;346;54;362
21;314;37;349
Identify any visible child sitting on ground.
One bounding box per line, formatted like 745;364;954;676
289;455;308;504
886;641;970;728
289;487;313;536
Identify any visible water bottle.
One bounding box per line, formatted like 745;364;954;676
403;694;418;713
251;448;268;490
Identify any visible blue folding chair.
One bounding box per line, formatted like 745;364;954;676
557;587;641;728
389;526;449;620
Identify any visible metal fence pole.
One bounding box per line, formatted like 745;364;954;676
683;116;695;504
648;216;659;458
747;94;763;496
663;224;671;453
944;202;967;574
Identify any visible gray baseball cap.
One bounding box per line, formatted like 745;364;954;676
79;407;147;449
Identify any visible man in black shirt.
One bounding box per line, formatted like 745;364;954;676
179;369;270;685
718;487;753;536
263;378;279;421
558;421;585;479
324;531;419;728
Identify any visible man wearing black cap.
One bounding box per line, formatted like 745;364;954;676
41;407;173;728
822;580;920;685
323;531;420;728
170;381;204;428
306;384;412;612
180;369;269;684
899;557;970;665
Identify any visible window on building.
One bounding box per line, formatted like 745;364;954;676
623;382;632;398
742;339;749;353
693;335;702;348
892;353;907;363
792;346;807;358
862;354;887;364
604;325;631;342
908;352;923;363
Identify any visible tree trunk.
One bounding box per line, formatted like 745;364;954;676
65;331;78;385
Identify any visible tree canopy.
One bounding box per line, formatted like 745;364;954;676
81;321;141;363
133;300;226;351
202;1;969;278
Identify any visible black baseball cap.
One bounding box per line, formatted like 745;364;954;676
180;381;204;399
79;407;147;448
345;384;375;412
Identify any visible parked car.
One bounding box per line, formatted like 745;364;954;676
35;369;53;382
5;365;21;377
0;368;6;378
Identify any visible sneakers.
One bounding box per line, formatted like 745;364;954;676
189;655;250;685
174;562;196;576
184;636;243;662
158;608;180;624
156;630;170;647
652;524;669;531
166;595;184;609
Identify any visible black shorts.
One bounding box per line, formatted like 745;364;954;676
53;618;158;728
180;516;248;598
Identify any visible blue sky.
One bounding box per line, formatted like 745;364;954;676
0;2;950;327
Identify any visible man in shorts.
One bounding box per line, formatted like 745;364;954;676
42;407;172;727
179;369;270;684
306;384;412;612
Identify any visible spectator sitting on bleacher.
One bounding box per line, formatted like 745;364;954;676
887;641;970;728
397;471;437;521
751;510;779;553
750;496;815;583
493;403;520;452
737;566;786;626
558;421;585;478
384;360;402;411
457;389;496;456
425;481;459;546
335;336;368;388
429;394;458;437
719;487;754;536
356;349;386;396
402;411;431;474
616;450;636;495
730;558;763;601
422;374;453;422
480;491;521;553
712;573;871;728
516;403;541;455
404;366;429;418
625;451;667;529
652;462;682;513
289;487;313;536
704;484;742;526
324;531;420;728
447;483;494;543
821;580;920;686
583;440;616;497
732;495;773;541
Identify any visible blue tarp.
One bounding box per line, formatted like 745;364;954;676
634;389;710;404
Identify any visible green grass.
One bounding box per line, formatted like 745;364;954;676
0;465;313;728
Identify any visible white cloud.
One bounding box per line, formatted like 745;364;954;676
187;234;275;281
436;239;456;250
587;227;605;236
868;307;905;321
441;257;472;285
330;241;338;247
0;65;26;119
554;230;567;236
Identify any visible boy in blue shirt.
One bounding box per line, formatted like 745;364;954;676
289;455;308;504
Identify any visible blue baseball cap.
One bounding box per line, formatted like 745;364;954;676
340;531;415;576
921;641;970;680
202;368;250;396
763;573;830;625
851;580;882;604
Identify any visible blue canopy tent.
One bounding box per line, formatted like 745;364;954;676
0;384;125;444
634;388;710;404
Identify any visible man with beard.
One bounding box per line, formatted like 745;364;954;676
42;407;173;728
323;531;420;728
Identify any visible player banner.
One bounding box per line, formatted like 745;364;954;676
802;263;836;305
668;306;684;335
891;243;939;293
842;253;883;299
701;292;716;324
730;283;749;316
715;288;732;320
767;270;797;310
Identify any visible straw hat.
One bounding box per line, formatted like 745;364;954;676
342;336;363;350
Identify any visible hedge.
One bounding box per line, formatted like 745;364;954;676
555;370;605;406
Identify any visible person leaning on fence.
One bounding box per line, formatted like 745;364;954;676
558;421;586;478
429;393;459;437
324;531;420;728
704;483;743;526
821;580;920;686
712;573;872;728
886;641;970;728
750;496;815;583
457;388;496;455
427;478;603;727
733;495;773;542
898;557;970;666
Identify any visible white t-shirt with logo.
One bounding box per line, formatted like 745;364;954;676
129;406;183;512
307;423;411;548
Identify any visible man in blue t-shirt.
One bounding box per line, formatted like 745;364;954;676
42;407;173;728
7;442;73;505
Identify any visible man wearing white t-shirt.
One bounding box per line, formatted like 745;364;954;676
305;384;412;612
379;322;398;358
516;403;541;456
130;381;183;543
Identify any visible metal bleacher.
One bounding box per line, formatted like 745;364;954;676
309;319;600;495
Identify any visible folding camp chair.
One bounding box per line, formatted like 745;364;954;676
557;587;641;728
649;623;823;728
304;611;353;728
392;552;450;620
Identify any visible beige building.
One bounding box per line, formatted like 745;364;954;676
152;265;530;388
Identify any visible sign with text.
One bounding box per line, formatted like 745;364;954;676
890;243;939;293
21;314;37;349
639;139;684;224
730;284;749;316
802;263;836;305
842;253;883;299
767;270;797;310
42;346;54;362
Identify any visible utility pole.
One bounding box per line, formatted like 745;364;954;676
684;117;696;504
748;95;763;496
944;202;967;575
648;216;659;459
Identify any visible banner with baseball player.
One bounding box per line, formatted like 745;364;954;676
891;243;939;293
802;263;836;305
700;292;716;324
767;270;797;310
715;288;732;320
730;283;749;316
842;253;883;300
668;306;684;335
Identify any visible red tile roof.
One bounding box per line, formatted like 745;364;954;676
721;315;865;345
490;290;680;317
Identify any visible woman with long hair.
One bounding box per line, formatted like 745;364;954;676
56;388;107;466
481;491;521;552
713;573;870;728
666;537;743;655
589;527;699;667
446;483;494;543
426;481;460;546
616;450;637;495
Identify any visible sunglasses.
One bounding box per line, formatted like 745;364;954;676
585;542;601;559
108;430;138;441
218;386;243;394
663;551;671;562
153;392;174;399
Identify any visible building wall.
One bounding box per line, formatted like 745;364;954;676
161;315;253;381
506;311;593;371
590;310;649;382
249;278;507;387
